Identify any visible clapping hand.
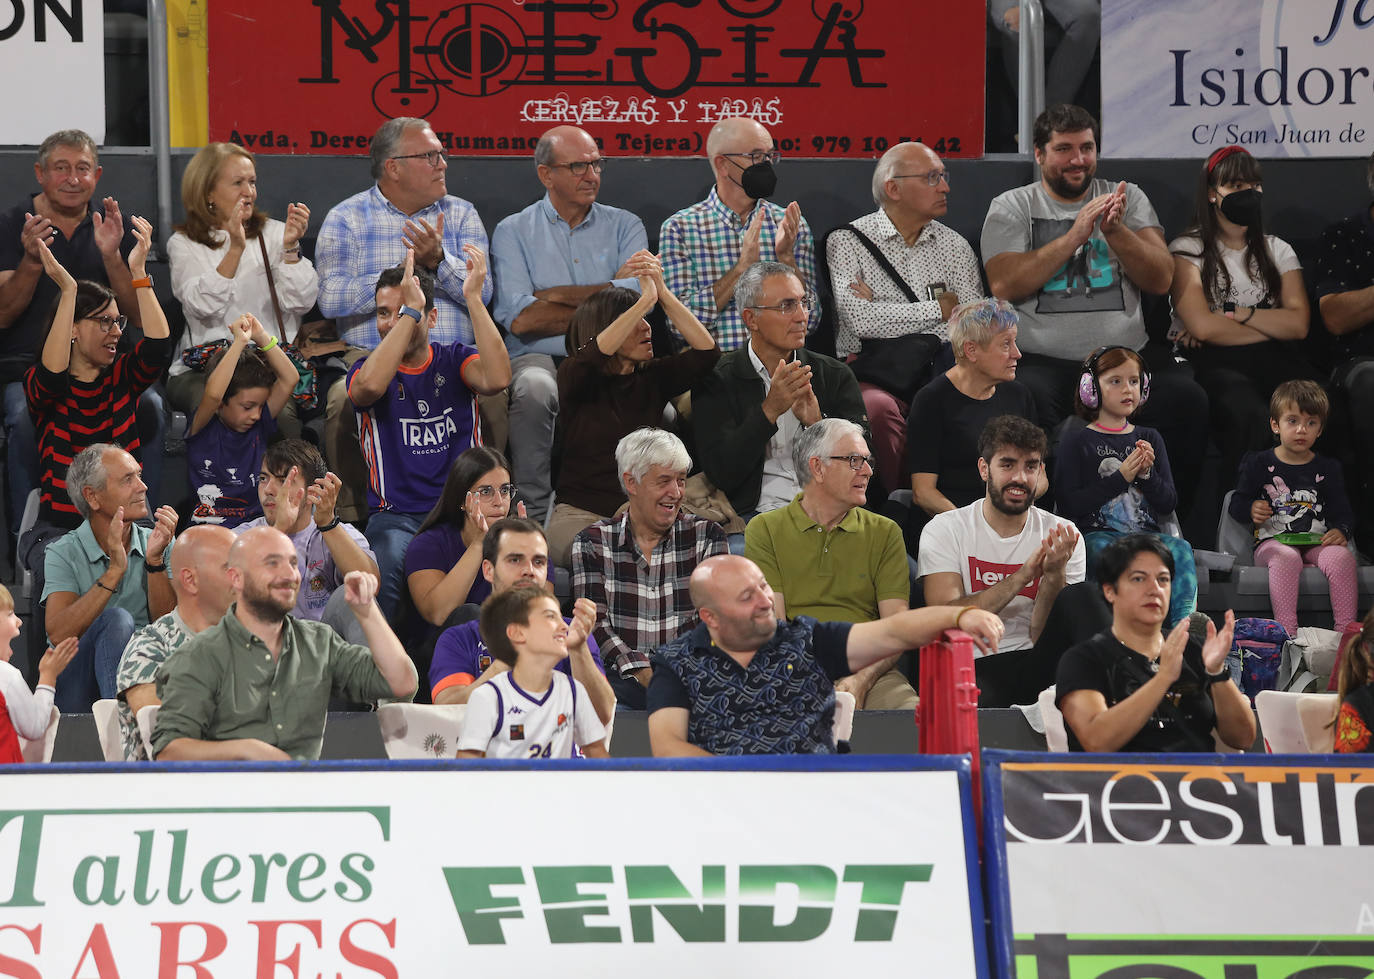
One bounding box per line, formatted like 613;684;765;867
91;197;124;258
36;237;76;293
460;243;488;305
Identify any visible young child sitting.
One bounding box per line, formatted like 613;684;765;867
187;313;298;527
457;583;609;760
1054;345;1197;627
1229;379;1356;637
0;584;78;763
1334;609;1374;753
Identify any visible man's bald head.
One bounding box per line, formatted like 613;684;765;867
689;555;778;653
228;525;293;572
706;117;771;165
171;525;235;590
534;125;594;167
689;554;760;611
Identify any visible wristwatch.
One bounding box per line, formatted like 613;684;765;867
398;305;423;324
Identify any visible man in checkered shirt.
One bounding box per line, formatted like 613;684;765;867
659;116;817;351
572;429;726;709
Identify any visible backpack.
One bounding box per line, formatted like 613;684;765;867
1226;617;1288;703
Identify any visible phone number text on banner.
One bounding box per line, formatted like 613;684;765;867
206;0;985;158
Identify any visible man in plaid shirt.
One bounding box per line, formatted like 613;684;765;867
572;429;726;709
659;116;817;351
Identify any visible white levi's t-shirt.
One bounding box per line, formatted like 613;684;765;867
917;502;1086;653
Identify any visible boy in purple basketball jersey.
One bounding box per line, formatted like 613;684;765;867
347;247;511;618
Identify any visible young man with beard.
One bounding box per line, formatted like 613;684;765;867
152;526;417;761
918;415;1086;707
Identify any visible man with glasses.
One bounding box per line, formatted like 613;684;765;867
572;429;726;710
233;439;378;645
490;125;648;522
693;261;867;523
827;141;985;497
744;419;917;709
660;116;816;350
0;129;165;540
315;117;493;519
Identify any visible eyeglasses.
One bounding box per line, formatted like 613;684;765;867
84;314;128;334
749;296;814;315
724;149;781;167
892;169;950;187
472;483;516;499
391;150;446;168
546;159;605;176
829;454;875;471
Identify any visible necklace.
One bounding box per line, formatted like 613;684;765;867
1095;420;1129;433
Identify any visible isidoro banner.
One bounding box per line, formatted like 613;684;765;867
0;758;987;977
1101;0;1373;157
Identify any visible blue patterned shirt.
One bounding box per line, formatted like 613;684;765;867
315;185;493;348
491;195;647;360
647;616;851;755
659;188;817;352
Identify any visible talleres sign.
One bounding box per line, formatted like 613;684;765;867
0;764;985;977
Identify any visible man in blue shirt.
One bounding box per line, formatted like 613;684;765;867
490;125;648;522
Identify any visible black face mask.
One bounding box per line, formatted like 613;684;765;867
1218;188;1263;229
737;160;777;200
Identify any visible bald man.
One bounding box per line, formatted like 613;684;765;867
659;116;816;352
646;555;1003;756
114;524;236;760
490;124;649;521
152;526;417;761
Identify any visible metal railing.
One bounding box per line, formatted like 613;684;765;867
148;0;173;258
1016;0;1046;158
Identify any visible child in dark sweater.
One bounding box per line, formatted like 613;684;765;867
1229;380;1356;636
1055;346;1196;627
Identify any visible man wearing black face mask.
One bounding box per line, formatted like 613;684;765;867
980;103;1208;523
660;117;816;352
1315;151;1374;548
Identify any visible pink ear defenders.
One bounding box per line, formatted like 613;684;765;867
1077;345;1151;411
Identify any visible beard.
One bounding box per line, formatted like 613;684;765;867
1044;164;1094;200
241;577;297;621
988;481;1034;516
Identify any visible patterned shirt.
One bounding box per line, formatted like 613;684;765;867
659;188;817;351
825;210;985;356
115;609;193;760
314;185;492;348
25;336;172;528
1314;205;1374;361
646;616;852;755
572;511;727;678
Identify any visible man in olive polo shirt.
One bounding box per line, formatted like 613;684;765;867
152;526;416;760
744;418;915;709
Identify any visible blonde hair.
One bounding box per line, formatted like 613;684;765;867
176;143;267;247
0;583;13;614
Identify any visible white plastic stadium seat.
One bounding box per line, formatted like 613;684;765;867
1038;685;1069;752
136;704;159;760
18;705;60;763
91;699;123;762
1255;690;1310;753
377;702;468;759
1296;692;1338;753
832;690;856;746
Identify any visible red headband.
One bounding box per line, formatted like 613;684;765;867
1206;145;1250;175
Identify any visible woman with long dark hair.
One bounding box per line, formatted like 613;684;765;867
543;253;719;565
1168;145;1320;492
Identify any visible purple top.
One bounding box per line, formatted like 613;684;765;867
405;521;555;606
347;342;481;514
430;618;603;699
187;411;277;527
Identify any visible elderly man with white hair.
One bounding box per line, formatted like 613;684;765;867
744;418;916;709
572;428;727;709
826;141;985;495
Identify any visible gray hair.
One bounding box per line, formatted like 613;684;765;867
949;298;1019;362
38;130;98;169
793;418;865;487
534;131;558;168
871;145;902;207
370;117;431;181
734;260;796;311
66;443;117;519
616;428;692;495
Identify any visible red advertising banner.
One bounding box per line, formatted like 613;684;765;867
207;0;985;158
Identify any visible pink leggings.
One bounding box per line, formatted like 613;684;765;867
1253;539;1358;636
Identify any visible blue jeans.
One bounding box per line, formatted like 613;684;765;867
365;510;425;621
54;607;137;713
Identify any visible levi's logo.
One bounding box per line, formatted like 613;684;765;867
967;557;1039;600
